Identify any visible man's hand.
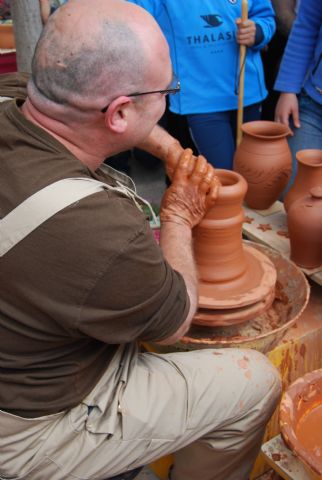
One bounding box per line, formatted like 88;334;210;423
160;149;220;229
236;18;257;47
275;93;300;133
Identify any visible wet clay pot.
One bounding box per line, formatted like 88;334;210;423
284;149;322;212
193;169;277;325
287;187;322;269
280;369;322;479
193;169;248;285
233;121;292;210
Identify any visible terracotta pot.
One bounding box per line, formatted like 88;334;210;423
233;121;292;210
287;187;322;269
193;169;248;283
280;369;322;479
192;170;277;321
284;149;322;212
0;24;16;50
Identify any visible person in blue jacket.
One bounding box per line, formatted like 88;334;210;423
128;0;276;169
274;0;322;195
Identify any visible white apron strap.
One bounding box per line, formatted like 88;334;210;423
0;177;108;257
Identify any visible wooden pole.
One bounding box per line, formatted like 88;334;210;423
236;0;248;147
10;0;43;73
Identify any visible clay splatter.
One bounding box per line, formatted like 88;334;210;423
272;453;281;461
277;230;289;238
257;223;272;232
244;216;254;224
238;356;249;369
299;343;306;359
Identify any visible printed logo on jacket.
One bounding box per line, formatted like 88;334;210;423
186;15;233;47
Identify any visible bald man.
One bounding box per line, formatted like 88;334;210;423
0;1;281;479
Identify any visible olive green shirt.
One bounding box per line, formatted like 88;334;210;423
0;75;189;417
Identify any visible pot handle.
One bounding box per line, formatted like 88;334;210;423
285;126;293;137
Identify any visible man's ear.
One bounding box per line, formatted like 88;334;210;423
104;96;133;133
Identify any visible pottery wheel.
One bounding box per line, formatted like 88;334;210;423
198;244;276;310
148;242;309;353
193;287;275;327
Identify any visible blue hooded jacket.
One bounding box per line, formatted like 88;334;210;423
274;0;322;105
128;0;276;114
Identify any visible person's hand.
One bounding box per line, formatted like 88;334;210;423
275;93;300;134
236;18;256;47
160;149;220;229
164;142;185;179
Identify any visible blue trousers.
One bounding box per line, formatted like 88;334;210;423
283;91;322;197
187;103;261;170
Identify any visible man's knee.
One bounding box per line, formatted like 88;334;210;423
200;347;282;419
241;349;282;418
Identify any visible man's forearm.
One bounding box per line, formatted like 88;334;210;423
158;222;198;342
135;124;183;163
155;149;219;345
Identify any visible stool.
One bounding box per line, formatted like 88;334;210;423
108;466;143;479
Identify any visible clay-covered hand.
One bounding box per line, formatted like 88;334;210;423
236;18;257;47
275;93;300;133
164;142;185;180
160;149;220;229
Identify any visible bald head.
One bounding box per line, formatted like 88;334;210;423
30;0;170;112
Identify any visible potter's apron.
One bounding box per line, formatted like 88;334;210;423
0;166;154;478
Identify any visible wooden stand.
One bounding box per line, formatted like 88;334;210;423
261;435;311;480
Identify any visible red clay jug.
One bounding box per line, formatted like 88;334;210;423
233;120;292;210
193;169;248;283
192;169;277;326
284;149;322;212
287;187;322;269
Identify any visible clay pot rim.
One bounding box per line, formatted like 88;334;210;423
296;149;322;167
214;169;247;197
241;120;292;139
279;369;322;476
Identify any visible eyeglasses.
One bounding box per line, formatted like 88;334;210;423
101;75;181;113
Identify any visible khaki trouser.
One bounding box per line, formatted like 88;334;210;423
0;343;281;480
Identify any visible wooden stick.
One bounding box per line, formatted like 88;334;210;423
236;0;248;147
